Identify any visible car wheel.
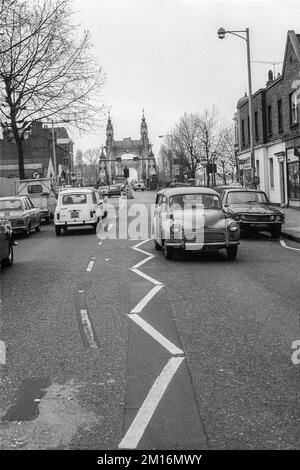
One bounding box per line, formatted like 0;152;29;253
154;239;161;251
25;223;31;237
92;223;98;233
63;226;68;233
55;226;61;236
35;223;41;232
1;242;13;267
45;216;50;224
271;226;281;239
226;245;238;260
103;210;108;219
164;243;173;260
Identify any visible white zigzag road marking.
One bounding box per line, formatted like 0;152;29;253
119;239;185;449
119;356;185;449
128;313;184;356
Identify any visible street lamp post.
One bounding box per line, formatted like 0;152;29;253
217;27;255;184
158;134;174;182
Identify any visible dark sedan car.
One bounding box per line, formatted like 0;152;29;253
220;189;285;238
108;184;121;197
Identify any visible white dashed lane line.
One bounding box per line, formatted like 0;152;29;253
80;309;98;349
0;340;6;365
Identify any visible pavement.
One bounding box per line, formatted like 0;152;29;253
282;207;300;242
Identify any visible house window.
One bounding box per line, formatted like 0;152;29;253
256;159;260;181
277;99;283;131
254;111;259;140
269;158;274;189
267;105;272;135
241;119;245;145
289;92;298;125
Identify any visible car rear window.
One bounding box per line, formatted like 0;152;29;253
169;194;220;209
62;193;87;205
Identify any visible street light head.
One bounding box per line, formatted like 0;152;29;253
217;27;226;39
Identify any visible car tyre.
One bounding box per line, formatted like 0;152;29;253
92;223;98;233
271;226;281;239
226;245;238;260
1;242;13;267
154;239;161;251
45;216;50;224
35;223;41;232
103;210;108;219
164;243;173;260
55;226;61;236
25;223;31;237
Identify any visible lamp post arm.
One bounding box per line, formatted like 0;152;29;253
226;31;247;41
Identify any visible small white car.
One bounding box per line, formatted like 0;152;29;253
54;187;105;235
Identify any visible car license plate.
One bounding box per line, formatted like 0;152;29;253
71;210;79;218
250;223;268;228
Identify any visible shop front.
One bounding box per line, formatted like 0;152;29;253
286;148;300;207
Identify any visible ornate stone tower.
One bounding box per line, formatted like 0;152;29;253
140;111;149;180
106;112;114;182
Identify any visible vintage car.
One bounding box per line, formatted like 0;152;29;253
108;184;121;197
54;187;105;235
18;178;57;223
0;218;15;267
132;180;145;191
153;187;240;260
0;196;41;236
219;189;285;238
98;185;109;196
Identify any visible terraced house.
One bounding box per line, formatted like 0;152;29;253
235;30;300;208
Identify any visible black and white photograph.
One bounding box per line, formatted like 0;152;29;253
0;0;299;460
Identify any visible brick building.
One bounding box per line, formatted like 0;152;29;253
0;121;73;181
235;30;300;207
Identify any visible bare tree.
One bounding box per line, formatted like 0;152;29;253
216;125;237;184
83;147;101;185
0;0;105;179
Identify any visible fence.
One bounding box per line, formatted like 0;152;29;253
0;177;19;197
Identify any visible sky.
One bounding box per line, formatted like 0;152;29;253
71;0;300;158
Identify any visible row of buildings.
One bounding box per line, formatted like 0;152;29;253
0;121;74;183
234;30;300;207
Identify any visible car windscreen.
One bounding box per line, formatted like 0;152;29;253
0;199;23;211
227;191;268;205
62;193;87;205
169;194;220;209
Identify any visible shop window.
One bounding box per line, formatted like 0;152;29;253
288;161;300;199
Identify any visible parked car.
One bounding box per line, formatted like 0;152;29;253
98;185;109;197
18;178;57;223
54;187;105;235
153;187;240;260
0;218;14;267
132;180;145;191
219;188;285;238
108;184;121;197
0;196;41;236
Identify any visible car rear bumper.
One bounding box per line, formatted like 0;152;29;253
166;240;239;250
55;220;96;227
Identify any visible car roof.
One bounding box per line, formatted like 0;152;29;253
0;195;24;200
157;187;219;197
221;188;266;193
59;187;95;194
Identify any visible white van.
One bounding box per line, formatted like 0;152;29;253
54;187;105;235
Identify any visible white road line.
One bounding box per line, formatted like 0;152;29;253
0;340;6;365
118;356;184;449
130;285;163;314
108;224;113;232
98;242;103;246
280;239;300;252
132;239;151;250
131;255;155;270
131;268;163;286
86;260;95;272
128;313;184;356
80;310;98;349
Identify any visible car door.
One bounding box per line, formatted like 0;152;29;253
153;194;166;244
25;197;38;227
94;191;103;218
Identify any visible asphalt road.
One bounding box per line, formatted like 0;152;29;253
0;191;299;450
